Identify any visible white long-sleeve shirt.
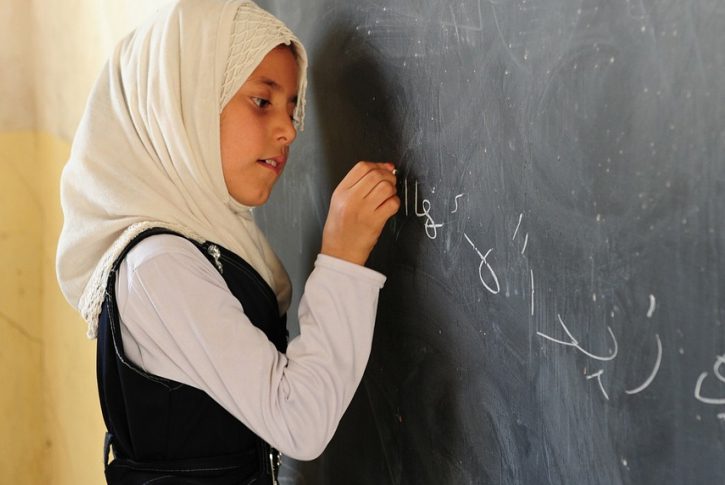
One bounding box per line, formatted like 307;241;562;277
114;234;385;460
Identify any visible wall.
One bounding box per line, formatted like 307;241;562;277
30;0;169;139
0;1;169;483
0;2;34;130
37;132;106;483
0;133;47;484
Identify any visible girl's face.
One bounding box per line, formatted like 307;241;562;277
220;45;299;206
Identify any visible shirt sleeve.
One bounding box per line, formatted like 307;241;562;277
115;234;386;460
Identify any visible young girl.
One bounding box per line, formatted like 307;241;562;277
55;0;399;483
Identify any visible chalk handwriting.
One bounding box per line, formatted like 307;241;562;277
647;294;656;318
395;176;711;418
451;194;465;213
537;314;619;361
530;269;535;316
510;213;534;314
463;233;501;294
536;315;619;401
716;355;725;383
694;354;725;405
512;213;523;240
587;370;610;400
625;334;662;395
414;181;444;239
511;212;530;255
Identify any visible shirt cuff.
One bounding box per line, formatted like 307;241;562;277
314;254;387;288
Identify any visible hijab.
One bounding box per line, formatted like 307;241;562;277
56;0;308;338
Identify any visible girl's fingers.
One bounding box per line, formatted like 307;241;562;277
366;179;398;206
341;161;397;191
356;171;397;199
338;161;380;189
377;195;401;217
322;160;399;265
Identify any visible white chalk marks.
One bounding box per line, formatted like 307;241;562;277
402;176;450;233
403;178;530;305
511;213;535;316
414;181;444;239
464;233;501;294
512;213;523;240
451;194;465;213
530;269;535;316
406;178;465;240
512;212;530;256
397;175;714;417
625;334;662;395
646;294;656;318
537;314;618;361
694;354;725;405
538;316;664;401
586;370;610;401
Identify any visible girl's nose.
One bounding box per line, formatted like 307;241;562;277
276;113;297;145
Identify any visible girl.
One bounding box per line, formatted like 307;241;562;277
56;0;399;483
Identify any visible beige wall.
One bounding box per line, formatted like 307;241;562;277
30;1;169;139
1;1;170;483
0;132;106;483
0;133;47;484
37;132;108;483
0;0;34;129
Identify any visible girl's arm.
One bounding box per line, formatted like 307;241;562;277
117;235;384;460
118;161;398;459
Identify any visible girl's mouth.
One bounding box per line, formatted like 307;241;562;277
258;158;282;174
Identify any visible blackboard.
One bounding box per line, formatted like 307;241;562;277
255;0;725;483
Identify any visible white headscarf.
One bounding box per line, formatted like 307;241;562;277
56;0;308;338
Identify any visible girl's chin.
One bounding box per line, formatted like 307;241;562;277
228;188;273;207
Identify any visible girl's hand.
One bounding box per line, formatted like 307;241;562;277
321;161;400;266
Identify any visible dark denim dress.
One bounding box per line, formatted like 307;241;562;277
96;228;288;484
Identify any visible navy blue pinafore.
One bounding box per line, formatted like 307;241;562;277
96;228;288;484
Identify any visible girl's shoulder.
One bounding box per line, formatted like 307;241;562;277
122;233;208;275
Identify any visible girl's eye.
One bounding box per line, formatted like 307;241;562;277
252;97;270;108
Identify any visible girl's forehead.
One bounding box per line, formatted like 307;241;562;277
245;46;300;92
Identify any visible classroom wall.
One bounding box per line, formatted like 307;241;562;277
0;131;107;483
0;0;34;130
0;1;169;483
30;0;168;139
0;133;47;484
0;3;43;483
37;132;106;484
